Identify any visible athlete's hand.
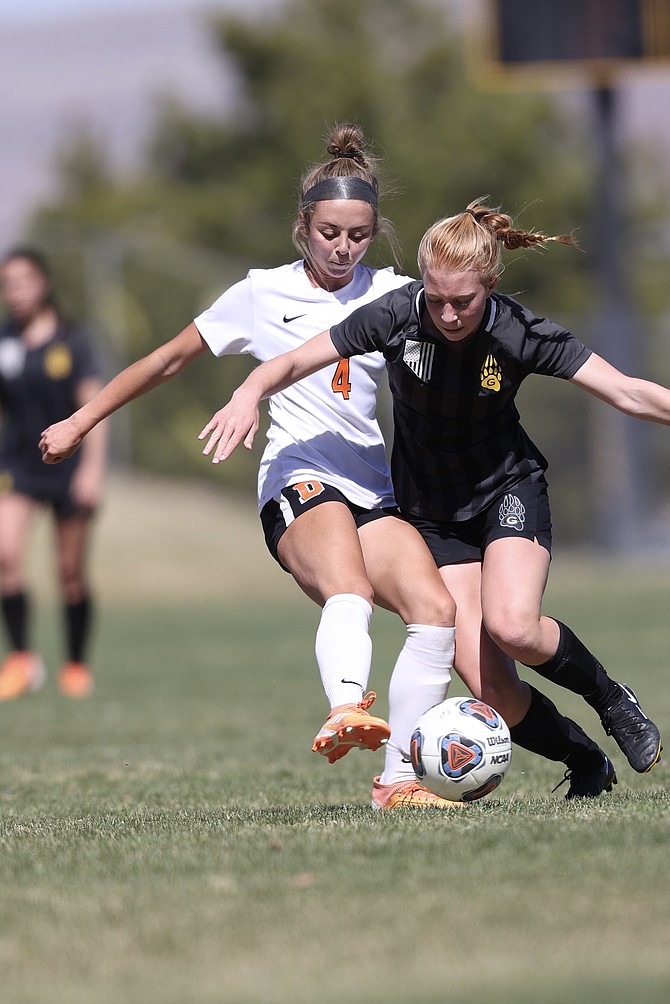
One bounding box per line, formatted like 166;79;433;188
39;418;83;464
198;387;260;463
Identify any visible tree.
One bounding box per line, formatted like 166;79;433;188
29;0;667;541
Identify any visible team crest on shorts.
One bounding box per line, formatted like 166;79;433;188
291;480;325;504
499;493;525;531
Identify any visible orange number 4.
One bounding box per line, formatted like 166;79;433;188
331;358;351;399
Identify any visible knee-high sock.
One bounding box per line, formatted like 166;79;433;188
314;593;373;708
380;624;455;785
527;620;619;711
64;594;92;664
510;685;605;770
1;591;29;651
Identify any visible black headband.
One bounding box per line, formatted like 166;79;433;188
301;176;378;207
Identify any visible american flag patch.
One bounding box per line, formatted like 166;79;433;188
403;339;435;382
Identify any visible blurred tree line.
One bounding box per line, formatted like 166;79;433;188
23;0;670;544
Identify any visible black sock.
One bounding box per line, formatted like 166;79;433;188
527;620;619;713
1;591;29;651
65;595;92;663
510;686;604;770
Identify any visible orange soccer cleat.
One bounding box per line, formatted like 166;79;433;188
58;662;94;698
312;691;391;764
371;775;467;810
0;651;46;701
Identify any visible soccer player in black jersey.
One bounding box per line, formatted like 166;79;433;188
0;248;107;699
191;198;668;798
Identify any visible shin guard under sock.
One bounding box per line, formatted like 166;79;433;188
380;624;455;785
1;591;29;651
314;593;373;708
65;594;92;663
527;620;619;712
510;685;604;770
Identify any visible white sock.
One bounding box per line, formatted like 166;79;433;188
314;593;373;708
380;624;455;786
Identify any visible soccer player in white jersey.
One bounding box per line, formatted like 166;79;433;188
40;134;615;805
39;125;463;808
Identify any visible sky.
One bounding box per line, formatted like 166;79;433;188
2;0;670;250
0;2;260;244
0;0;207;23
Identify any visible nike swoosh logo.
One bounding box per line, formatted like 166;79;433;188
283;314;306;323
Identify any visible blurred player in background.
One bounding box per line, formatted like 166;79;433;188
40;131;614;804
0;248;107;699
198;198;664;796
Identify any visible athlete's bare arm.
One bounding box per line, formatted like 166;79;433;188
571;352;670;425
40;323;208;464
199;328;339;462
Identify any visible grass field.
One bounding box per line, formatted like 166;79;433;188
2;474;670;1004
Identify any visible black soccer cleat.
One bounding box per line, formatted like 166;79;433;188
600;684;662;774
553;754;617;801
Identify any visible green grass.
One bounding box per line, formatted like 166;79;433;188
2;475;670;1003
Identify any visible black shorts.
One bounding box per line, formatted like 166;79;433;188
0;464;91;518
407;477;552;567
260;480;400;569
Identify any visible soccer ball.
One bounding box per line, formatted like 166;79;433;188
410;697;512;802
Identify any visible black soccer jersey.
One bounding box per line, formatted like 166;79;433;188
0;319;100;496
330;281;591;521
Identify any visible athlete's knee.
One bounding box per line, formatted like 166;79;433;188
483;608;540;659
387;571;455;626
0;550;24;591
56;556;86;600
322;580;374;610
486;625;538;661
414;588;456;627
348;581;375;609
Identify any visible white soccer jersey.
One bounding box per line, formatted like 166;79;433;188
194;260;413;511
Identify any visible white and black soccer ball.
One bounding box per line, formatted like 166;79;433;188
410;697;512;802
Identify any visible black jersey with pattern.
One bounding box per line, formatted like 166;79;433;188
0;319;100;493
329;281;592;521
